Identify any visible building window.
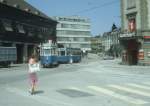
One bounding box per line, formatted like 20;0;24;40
60;23;90;29
35;11;40;15
0;0;7;4
24;8;30;12
127;0;136;9
26;26;34;37
17;24;25;33
2;20;13;31
57;30;90;35
13;4;20;8
128;18;136;32
38;33;43;38
74;37;78;41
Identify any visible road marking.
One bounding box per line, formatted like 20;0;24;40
88;86;148;105
69;87;83;91
68;86;94;94
6;87;73;106
127;83;150;90
109;85;150;97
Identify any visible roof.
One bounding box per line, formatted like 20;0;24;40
0;0;49;19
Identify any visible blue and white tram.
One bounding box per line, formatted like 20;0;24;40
57;48;81;63
57;48;70;63
40;43;58;67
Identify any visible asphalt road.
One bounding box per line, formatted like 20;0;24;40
0;56;150;106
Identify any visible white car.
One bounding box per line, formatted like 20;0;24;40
103;56;114;60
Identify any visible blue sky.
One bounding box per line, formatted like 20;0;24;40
26;0;120;36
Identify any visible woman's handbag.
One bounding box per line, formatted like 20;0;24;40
29;63;40;73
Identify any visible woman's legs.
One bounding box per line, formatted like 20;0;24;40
31;80;36;94
29;73;38;95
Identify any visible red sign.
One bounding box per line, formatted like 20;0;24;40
144;36;150;39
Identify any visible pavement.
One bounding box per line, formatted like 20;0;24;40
1;54;150;106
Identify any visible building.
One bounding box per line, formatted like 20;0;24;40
120;0;150;65
91;35;103;54
0;0;57;63
53;16;91;52
102;28;121;57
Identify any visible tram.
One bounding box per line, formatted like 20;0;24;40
40;43;58;67
57;48;81;63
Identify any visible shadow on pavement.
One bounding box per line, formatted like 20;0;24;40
33;90;44;95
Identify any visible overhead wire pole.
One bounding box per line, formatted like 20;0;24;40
72;0;119;15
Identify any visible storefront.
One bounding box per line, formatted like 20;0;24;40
119;32;141;65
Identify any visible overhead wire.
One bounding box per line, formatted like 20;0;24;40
73;0;119;15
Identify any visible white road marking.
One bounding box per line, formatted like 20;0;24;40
88;86;148;105
127;83;150;90
69;87;83;91
109;85;150;97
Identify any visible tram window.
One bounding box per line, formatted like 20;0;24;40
67;50;71;55
44;49;51;55
52;49;55;55
61;51;65;56
53;48;57;55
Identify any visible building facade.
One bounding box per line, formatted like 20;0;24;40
53;16;91;52
0;0;57;63
102;29;121;57
120;0;150;65
91;35;103;54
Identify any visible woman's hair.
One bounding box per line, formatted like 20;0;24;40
30;54;36;59
30;54;38;62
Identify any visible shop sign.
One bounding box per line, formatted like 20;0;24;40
144;36;150;39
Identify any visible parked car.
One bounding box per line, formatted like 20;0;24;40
103;56;114;60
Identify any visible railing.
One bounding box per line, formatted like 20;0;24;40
119;29;143;38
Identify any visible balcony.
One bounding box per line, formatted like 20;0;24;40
120;32;136;38
119;30;142;39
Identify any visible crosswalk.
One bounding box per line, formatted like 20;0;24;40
67;82;150;105
5;82;150;105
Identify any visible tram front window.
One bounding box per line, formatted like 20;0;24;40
44;49;51;56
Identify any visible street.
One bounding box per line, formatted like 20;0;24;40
0;55;150;106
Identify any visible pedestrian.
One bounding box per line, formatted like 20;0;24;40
28;54;40;95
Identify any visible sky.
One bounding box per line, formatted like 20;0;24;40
26;0;120;36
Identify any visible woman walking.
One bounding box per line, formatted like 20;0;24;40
28;54;39;95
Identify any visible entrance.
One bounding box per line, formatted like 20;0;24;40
16;44;24;63
127;39;139;65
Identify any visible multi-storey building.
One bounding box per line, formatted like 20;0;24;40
120;0;150;65
102;29;121;57
0;0;57;63
53;16;91;52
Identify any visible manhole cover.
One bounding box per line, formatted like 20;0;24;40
57;89;94;98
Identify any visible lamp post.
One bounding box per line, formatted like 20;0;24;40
69;40;72;63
